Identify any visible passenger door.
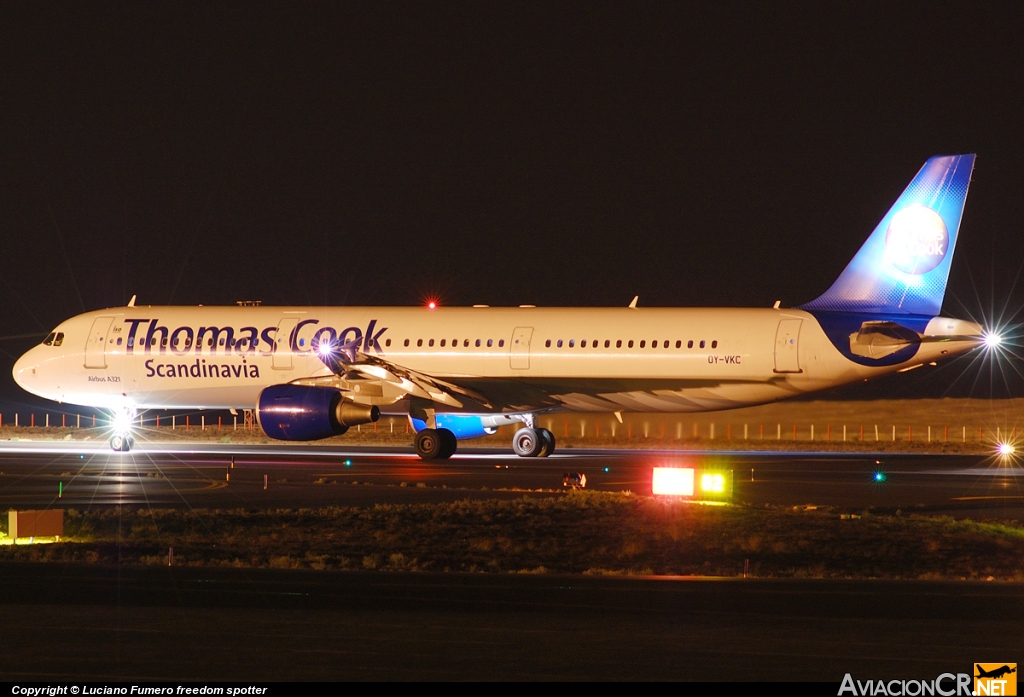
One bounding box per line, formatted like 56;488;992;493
773;319;803;373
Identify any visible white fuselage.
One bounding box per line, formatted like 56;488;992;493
12;305;984;416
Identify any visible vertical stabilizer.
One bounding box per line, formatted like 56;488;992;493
799;154;975;316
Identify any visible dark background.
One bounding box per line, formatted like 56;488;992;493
1;2;1023;416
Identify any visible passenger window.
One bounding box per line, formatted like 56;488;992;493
712;340;718;348
185;338;192;348
545;339;551;348
581;340;587;348
593;340;598;348
440;339;446;347
628;340;634;348
604;340;610;348
499;340;505;347
386;339;392;347
687;340;693;348
429;339;435;347
676;340;681;348
464;339;469;347
557;339;564;348
161;338;168;347
208;338;214;347
487;339;493;347
228;338;235;347
640;340;646;348
700;340;706;348
616;340;622;348
127;337;134;348
117;337;122;346
54;333;65;347
404;339;410;347
417;339;423;347
475;339;481;347
663;340;669;348
569;340;575;348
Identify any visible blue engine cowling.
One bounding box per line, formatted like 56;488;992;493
257;385;378;441
410;413;499;440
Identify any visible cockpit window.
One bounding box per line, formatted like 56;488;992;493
54;332;65;347
42;332;55;346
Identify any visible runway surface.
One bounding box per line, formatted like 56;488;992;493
1;562;1019;681
0;440;1022;518
2;441;1022;681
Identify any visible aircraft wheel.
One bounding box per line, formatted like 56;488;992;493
537;428;556;457
437;428;458;459
110;434;133;452
513;427;544;457
415;429;444;460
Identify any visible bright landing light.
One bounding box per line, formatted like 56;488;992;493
652;467;695;496
984;332;1003;349
998;442;1015;456
111;407;135;436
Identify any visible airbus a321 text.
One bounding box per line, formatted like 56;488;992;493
14;155;993;459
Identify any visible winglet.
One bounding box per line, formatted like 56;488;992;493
628;296;638;309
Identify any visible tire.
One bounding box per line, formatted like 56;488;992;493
110;435;124;452
513;427;544;457
415;429;444;460
437;428;458;459
537;428;556;457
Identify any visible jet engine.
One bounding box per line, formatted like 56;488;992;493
257;384;379;441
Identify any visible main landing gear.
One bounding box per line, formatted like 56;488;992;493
415;428;458;460
512;427;556;457
413;425;556;460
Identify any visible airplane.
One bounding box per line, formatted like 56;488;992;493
976;666;1016;680
13;154;994;460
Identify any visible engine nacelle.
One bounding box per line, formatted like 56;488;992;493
257;384;379;441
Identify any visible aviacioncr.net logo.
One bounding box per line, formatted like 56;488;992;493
884;203;948;274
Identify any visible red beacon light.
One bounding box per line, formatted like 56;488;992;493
427;301;437;310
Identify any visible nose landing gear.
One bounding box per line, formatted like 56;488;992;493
109;434;135;452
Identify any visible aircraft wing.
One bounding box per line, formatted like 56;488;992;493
294;341;490;409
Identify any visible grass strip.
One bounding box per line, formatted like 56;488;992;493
4;494;1024;579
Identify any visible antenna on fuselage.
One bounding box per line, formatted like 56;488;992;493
628;296;638;309
127;294;136;307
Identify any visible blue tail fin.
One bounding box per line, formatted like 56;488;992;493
799;154;975;316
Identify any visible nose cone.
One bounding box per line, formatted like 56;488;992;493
13;346;44;397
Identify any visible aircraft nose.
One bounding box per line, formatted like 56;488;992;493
12;346;42;393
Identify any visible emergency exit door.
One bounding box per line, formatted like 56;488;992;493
510;327;533;369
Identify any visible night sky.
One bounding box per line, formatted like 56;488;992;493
2;3;1024;413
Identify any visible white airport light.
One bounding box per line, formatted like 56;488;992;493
998;442;1015;456
652;467;694;496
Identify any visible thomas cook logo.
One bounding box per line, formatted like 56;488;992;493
884;203;948;274
975;664;1017;696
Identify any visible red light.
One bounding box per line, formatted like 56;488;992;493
427;301;437;310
